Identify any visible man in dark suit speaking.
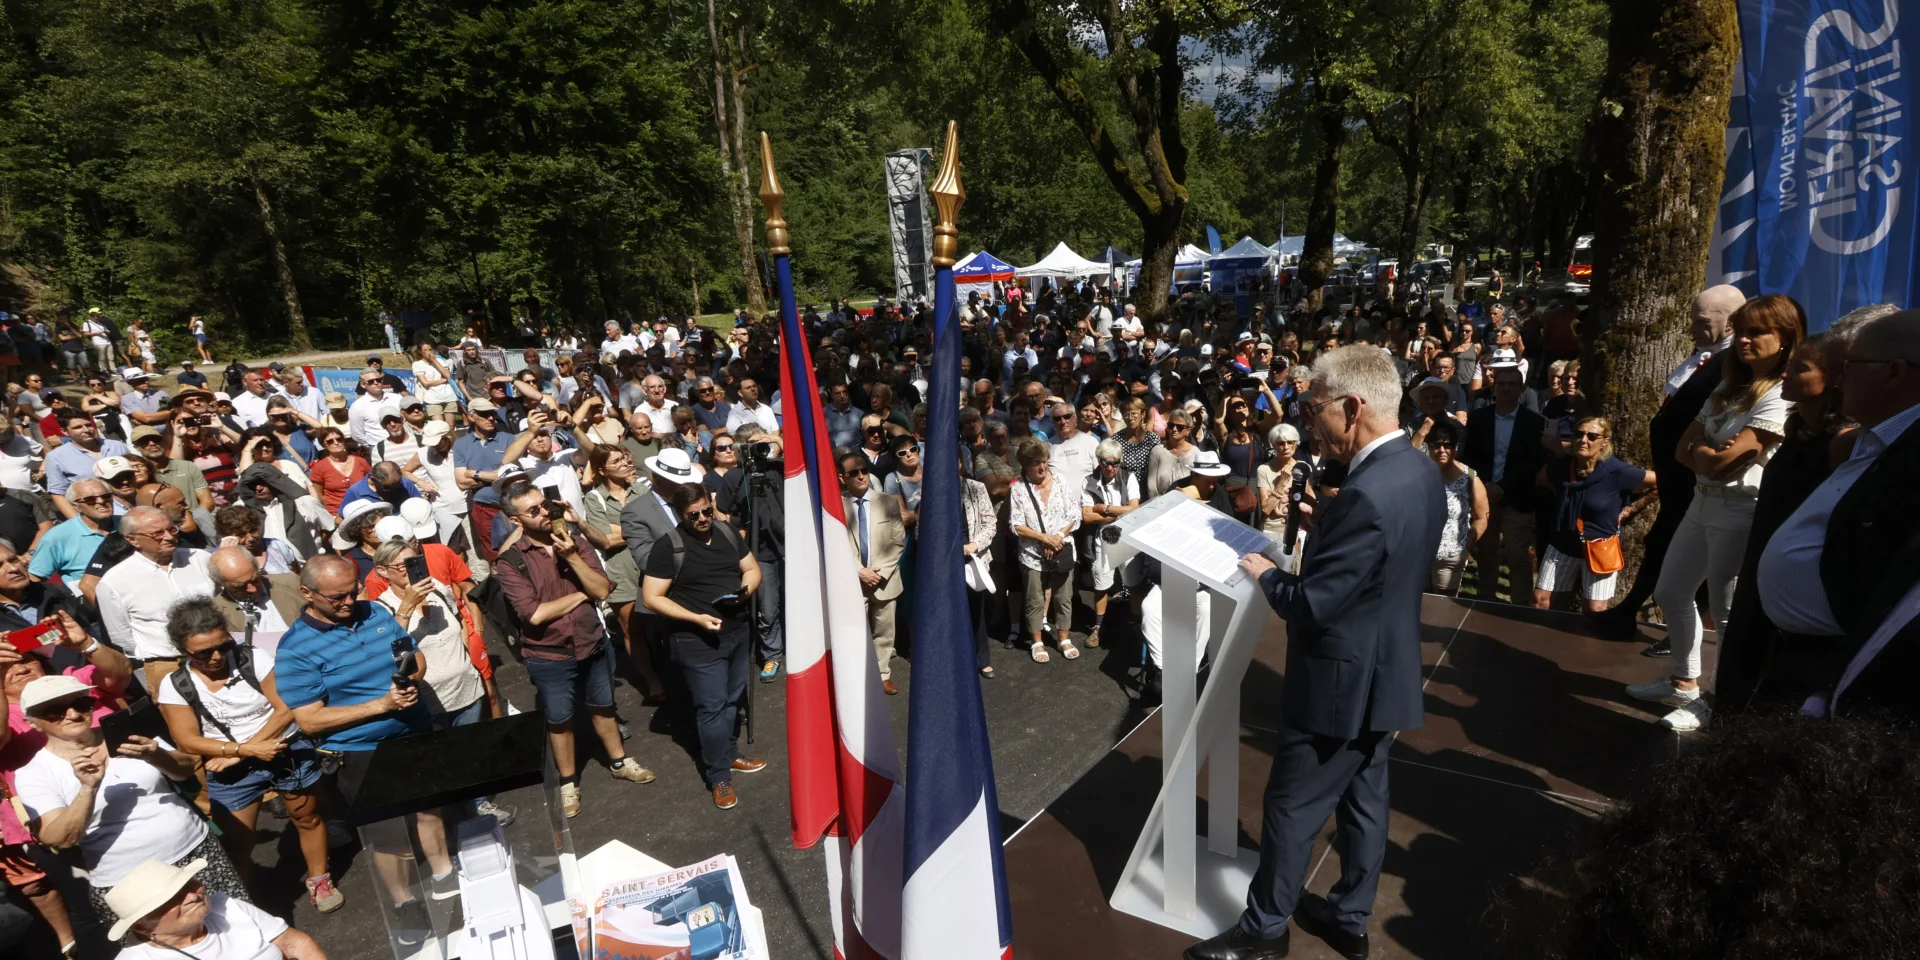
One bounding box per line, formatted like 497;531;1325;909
1187;346;1445;960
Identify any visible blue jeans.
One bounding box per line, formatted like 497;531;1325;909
432;697;485;730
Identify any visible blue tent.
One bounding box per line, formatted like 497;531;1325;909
954;251;1016;284
1210;236;1278;316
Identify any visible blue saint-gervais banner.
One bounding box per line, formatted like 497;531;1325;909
1716;0;1917;330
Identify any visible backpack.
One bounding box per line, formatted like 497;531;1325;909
660;522;742;576
169;645;264;742
470;548;530;656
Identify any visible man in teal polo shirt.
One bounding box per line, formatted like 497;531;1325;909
28;477;114;583
276;554;453;925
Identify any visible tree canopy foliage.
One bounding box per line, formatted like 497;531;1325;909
0;0;1608;355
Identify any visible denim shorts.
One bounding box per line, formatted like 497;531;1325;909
205;737;324;813
524;643;614;726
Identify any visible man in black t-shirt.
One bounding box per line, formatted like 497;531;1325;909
640;483;766;810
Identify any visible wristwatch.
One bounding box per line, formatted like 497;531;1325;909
80;639;100;656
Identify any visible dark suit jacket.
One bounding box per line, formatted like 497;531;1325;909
1461;405;1548;513
1257;436;1445;739
1820;418;1920;718
1650;350;1726;497
619;486;679;571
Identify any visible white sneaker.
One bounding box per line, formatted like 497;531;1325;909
559;783;581;819
1625;678;1701;708
1661;699;1712;732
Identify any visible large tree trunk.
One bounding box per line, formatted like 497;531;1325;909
247;169;312;351
707;0;766;318
1299;98;1346;313
1394;162;1427;283
1583;0;1739;467
1133;211;1182;317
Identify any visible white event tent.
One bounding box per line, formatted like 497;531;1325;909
1016;242;1111;279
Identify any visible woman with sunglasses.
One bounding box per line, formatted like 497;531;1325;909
1534;416;1654;614
1421;419;1488;596
305;426;367;517
154;598;339;911
1145;409;1201;498
14;673;253;934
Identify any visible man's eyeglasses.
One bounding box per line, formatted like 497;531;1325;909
104;474;136;487
1051;414;1073;422
72;495;113;506
842;467;870;478
132;527;179;542
712;443;736;453
684;507;715;520
187;641;236;663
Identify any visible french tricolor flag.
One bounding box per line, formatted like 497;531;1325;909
902;121;1015;960
779;267;907;960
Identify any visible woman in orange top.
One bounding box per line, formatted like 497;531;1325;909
305;426;368;516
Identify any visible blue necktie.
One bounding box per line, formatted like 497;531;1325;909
856;497;870;565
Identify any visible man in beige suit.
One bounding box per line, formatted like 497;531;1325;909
839;451;907;695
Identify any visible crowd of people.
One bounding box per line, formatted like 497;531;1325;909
1;270;1916;959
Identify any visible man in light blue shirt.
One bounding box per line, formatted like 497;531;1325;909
29;478;114;582
44;414;128;518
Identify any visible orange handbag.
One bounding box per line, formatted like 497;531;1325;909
1577;518;1624;575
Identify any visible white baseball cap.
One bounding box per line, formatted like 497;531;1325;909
19;674;95;712
399;497;437;540
421;420;452;445
372;515;414;543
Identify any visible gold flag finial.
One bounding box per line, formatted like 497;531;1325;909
758;132;790;256
929;121;964;267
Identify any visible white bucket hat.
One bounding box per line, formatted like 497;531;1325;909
106;857;208;941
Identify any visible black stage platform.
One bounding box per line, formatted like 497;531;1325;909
1003;596;1713;960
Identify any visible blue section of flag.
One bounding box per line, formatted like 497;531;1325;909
1724;0;1917;329
904;260;1015;948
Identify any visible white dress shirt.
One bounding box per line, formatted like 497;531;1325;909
229;389;273;429
726;400;779;434
1347;431;1401;475
1665;338;1730;396
1759;400;1920;636
347;393;393;447
280;384;326;422
98;548;217;660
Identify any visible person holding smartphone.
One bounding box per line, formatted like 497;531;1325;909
641;484;765;810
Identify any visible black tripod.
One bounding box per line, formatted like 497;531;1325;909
733;448;784;745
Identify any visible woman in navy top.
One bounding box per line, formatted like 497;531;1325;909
1533;416;1657;614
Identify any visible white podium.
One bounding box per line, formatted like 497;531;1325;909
1100;493;1282;938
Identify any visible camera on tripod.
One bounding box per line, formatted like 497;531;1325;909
742;440;781;469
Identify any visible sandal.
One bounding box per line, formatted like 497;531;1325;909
1029;642;1051;663
1084;626;1102;648
1059;639;1081;661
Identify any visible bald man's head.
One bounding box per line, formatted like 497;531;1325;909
1691;285;1748;347
210;545;260;591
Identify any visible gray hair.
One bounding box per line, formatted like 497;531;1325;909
1313;345;1403;428
0;537;19;557
1289;364;1314;384
1852;308;1920;367
1095;438;1124;461
118;505;169;537
1269;423;1301;446
1827;303;1901;356
68;478;108;502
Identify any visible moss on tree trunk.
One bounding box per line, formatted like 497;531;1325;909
1583;0;1739;469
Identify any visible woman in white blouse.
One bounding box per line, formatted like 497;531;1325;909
959;456;998;679
1008;438;1081;663
1630;294;1804;732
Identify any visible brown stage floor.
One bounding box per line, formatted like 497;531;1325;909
1002;596;1714;960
